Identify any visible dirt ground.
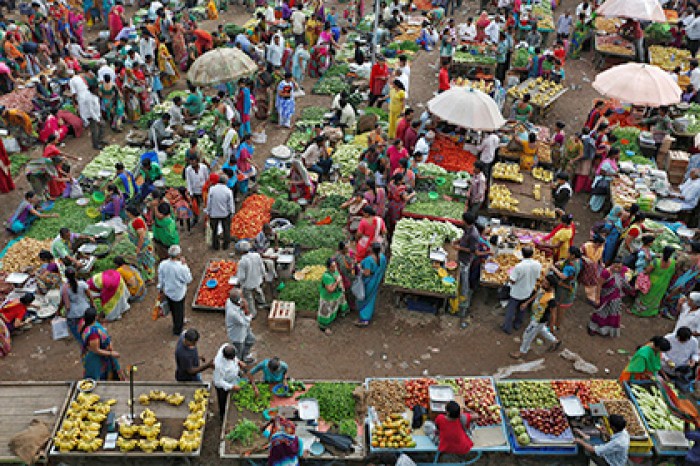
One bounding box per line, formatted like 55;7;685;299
0;0;683;464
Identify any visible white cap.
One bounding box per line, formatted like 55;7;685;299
690;292;700;305
168;245;181;257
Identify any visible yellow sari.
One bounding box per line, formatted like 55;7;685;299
388;88;405;139
117;264;146;302
157;43;179;88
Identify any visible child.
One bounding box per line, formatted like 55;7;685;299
509;276;561;359
173;187;196;233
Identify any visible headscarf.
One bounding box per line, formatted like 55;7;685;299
291;159;311;186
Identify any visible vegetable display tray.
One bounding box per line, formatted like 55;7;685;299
49;381;209;458
191;258;236;312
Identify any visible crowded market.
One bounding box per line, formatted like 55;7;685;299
1;0;700;462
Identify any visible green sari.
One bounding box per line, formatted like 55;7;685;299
620;345;660;381
631;258;676;317
569;21;590;59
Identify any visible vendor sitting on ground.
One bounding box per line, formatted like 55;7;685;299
670;168;700;212
302;136;332;178
35;249;61;293
51;227;95;268
150;112;173;148
6;191;58;234
0;293;35;333
248;357;289;396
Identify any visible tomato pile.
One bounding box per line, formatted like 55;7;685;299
550;380;591;409
230;194;275;239
427;135;477;173
194;260;238;309
404;378;436;409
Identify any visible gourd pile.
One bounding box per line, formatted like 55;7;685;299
489;184;519;211
493;163;524;183
54;392;115;452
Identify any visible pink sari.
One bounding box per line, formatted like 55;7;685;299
356;215;385;261
108;6;124;40
87;270;128;319
39;115;69;143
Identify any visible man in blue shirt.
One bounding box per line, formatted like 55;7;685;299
574;414;630;466
114;162;138;199
248;357;288;396
234;32;252;55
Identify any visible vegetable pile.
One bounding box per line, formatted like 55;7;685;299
385;219;462;293
427;135;477;173
644;220;681;253
317;181;353;198
194;260;238;309
83;145;141;178
232;383;272;413
296;265;326;281
25;199;95;240
10;153;30;177
630;384;684;431
444;378;502;426
367;379;407;422
278;279;320;310
226;419;259;446
279;223;347;249
258;168;288;199
299;382;358;424
404;378;436;409
296;248;334;268
286;130;310;152
92;237;136;275
230;195;275;239
339;419;358;438
271;199;302;219
1;238;52;272
332;144;365;177
313;75;349;95
497;381;559;409
403;198;465;221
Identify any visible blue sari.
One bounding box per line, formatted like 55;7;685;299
660;265;700;318
602;206;623;264
358;253;387;323
81;322;120;380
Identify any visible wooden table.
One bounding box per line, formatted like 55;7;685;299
505;78;567;122
49;381;209;465
488;171;557;226
0;382;73;464
593;34;635;70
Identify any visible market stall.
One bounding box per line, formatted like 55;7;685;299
451;44;497;79
365;377;510;458
0;382;74;464
610;169;681;221
192;259;238;311
384;218;462;314
487;163;557;224
49;381;210;464
593;34;635;69
220;381;365;460
506;78;567;122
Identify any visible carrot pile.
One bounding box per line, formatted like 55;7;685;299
230;194;275;239
427;135;477;173
195;260;238;308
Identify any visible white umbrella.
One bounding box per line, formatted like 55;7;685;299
596;0;666;23
592;63;681;107
427;87;505;131
187;48;258;86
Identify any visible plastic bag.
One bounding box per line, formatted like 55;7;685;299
351;275;365;301
51;317;70;340
396;453;417;466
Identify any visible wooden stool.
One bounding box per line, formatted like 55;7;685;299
268;300;296;333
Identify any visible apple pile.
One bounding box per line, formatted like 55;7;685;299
551;380;592;409
404;378;437;409
449;378;502;426
590;379;626;403
497;381;559;409
520;407;570;437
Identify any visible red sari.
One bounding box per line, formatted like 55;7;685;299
43;144;67;198
0;139;15;193
108;5;124;40
39;115;69;143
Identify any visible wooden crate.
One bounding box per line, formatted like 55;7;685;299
268;300;295;332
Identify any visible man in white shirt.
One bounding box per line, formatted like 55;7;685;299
689;60;700;90
475;132;499;179
205;175;235;251
169;96;186;129
225;289;256;363
682;8;696;28
339;100;357;132
485;17;502;44
78;87;105;150
502;247;542;334
575;1;592;23
69;72;88;98
458;18;477;42
97;59;116;83
414;131;434;162
184;158;210;224
290;6;307;46
676;169;700;211
687;15;700;55
158;245;193;336
675;292;700;336
398;55;411;99
575;415;630;466
212;343;246;420
266;34;284;68
236;241;267;318
661;327;699;381
556;11;573;39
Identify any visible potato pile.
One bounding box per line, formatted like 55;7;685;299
367;380;407;422
482;248;551;285
603;400;647;438
2;238;52;272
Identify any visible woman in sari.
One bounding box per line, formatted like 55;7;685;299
550;246;582;331
292;43;310;83
513;94;533;123
355;242;387;327
35;250;61;293
317;258;348;335
386;173;414;237
87;269;131;321
108;4;125;40
99;75;124;132
660;245;700;319
307;44;328;78
171;23;188;72
602;205;624;264
581;234;605;305
617;212;647;261
38;113;69;144
42;134;73;198
6;191;56;233
81;307;121;381
356;206;386;262
589;147;619;213
236;135;257;196
333;241;357;312
0;138;13;194
388;80;406;139
289;159;314;202
113;256;146;302
255;65;274;120
157;42;179;88
363;178;386;218
268;417;302;466
475;11;490;42
276;73;298;128
126;206;155;282
561;133;583;174
152;202;180;261
630;246;676;317
569;13;589;59
588;260;632;337
619;336;670;382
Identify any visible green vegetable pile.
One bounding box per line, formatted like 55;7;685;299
645;220;682;253
25;199;95;240
317;181;353;198
10;153;30;177
296;106;327;129
644;23;671;43
83;145;141;178
324;63;350;77
387;41;420;53
232;383;272;413
93;237;137;274
279;223;347;249
363;107;388;122
287;130;310;152
416;163;447;176
630;384;683;431
611;127;655;165
385;218;462;293
226;419;259;446
223;23;245;37
304;207;345;225
320;195;346;209
453;49;497;65
258;167;288;198
497;381;559;409
404;198;465;221
272;198;302;219
338;419;358;438
333;144;364;176
296;248;335;268
278;279;320;310
512;47;530;68
313;75;349;95
299;382;358;424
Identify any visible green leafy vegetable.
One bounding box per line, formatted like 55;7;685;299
299;382;358;423
10;153;30;177
272;199;302;218
226;419;259;446
296;248;335;268
25;199;95;240
278;279;319;310
279;224;347;249
339;419;358;438
233;383;272;413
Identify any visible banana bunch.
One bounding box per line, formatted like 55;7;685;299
149;390;168;401
194;388;210;402
179;430;202;452
117;437;138;452
489;184;520;211
166;393;185;406
119;423;139;439
138;394;151;405
493;162;524;183
532;167;553;183
649;45;691;71
139;423;161;440
55;392;111;452
77;437;103;453
532;208;556;218
160;437;180;453
139;438;160;453
184;413;206;431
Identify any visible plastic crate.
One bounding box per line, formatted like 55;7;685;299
405;297;440;314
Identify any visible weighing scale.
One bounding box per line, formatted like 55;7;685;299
654;430;690;451
276;249;296;279
428;385;455;415
4;272;29;288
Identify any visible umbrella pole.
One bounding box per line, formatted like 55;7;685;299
370;0;381;65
